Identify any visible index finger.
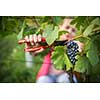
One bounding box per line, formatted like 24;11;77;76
24;36;31;48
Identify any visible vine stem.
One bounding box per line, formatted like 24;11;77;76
73;34;91;40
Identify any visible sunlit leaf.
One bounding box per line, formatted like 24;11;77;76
91;17;100;26
43;25;59;45
43;24;53;38
83;24;94;36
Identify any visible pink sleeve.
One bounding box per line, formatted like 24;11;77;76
36;53;51;79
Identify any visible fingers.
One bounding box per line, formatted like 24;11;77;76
24;36;29;42
33;34;38;43
38;34;42;42
32;47;44;56
34;47;44;54
24;34;43;54
24;34;42;45
29;35;34;46
24;36;30;48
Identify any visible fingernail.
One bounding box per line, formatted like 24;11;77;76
33;34;37;43
38;34;41;42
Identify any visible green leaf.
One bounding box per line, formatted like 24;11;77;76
91;17;100;26
43;25;59;45
17;21;25;40
53;16;63;25
74;55;91;74
47;26;59;45
64;53;73;71
92;62;100;74
43;24;53;38
86;41;99;66
83;24;94;36
83;18;100;36
51;46;73;70
35;23;48;34
51;46;65;70
58;30;69;39
70;16;87;30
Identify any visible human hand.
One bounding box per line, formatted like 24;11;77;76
24;34;45;55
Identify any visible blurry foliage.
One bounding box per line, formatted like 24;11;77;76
0;34;37;82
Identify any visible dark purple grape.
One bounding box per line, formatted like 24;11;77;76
66;40;79;65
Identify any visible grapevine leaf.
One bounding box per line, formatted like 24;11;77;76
86;41;99;66
83;18;100;36
43;25;59;45
53;16;63;25
51;46;73;71
70;16;87;30
74;55;91;74
51;46;65;70
43;24;53;38
64;53;73;71
47;26;59;45
91;17;100;26
83;24;94;36
92;62;100;74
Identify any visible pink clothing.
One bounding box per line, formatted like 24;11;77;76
37;53;52;79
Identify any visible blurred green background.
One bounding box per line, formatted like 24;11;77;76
0;16;45;82
0;33;45;82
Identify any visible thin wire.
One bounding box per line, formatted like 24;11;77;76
0;58;53;64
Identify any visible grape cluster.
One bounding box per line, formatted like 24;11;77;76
66;40;79;65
